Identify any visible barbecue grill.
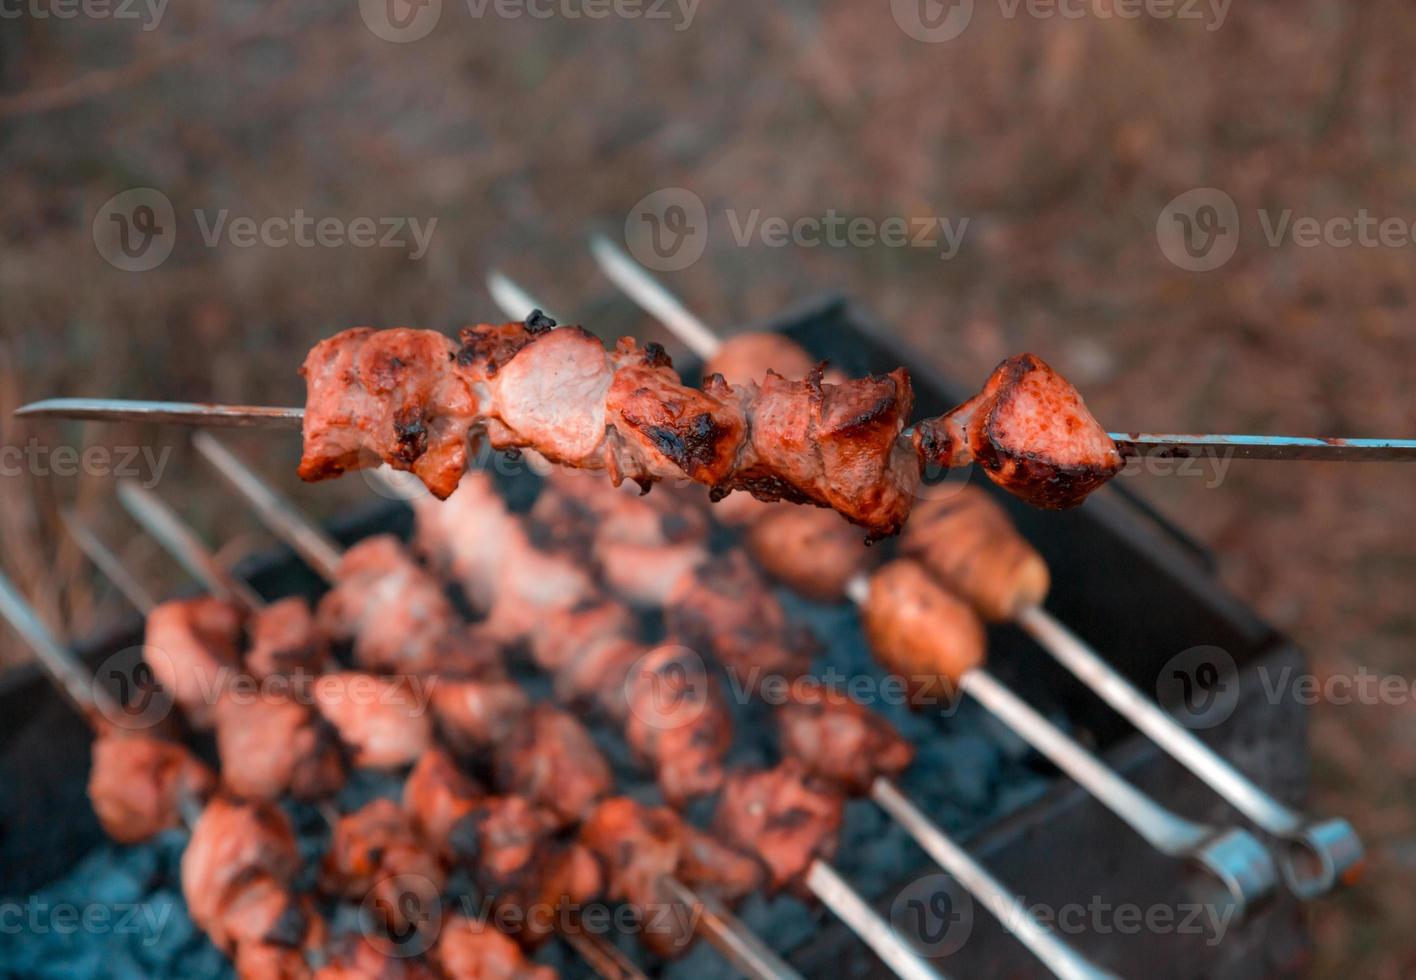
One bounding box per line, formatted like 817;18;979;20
0;295;1313;978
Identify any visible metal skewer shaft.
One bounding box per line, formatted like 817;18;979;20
60;510;158;616
804;860;946;980
115;481;265;612
196;438;801;980
1015;604;1363;898
588;234;721;361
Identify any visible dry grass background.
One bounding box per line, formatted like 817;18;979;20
1;1;1414;974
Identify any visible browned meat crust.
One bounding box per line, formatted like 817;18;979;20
213;688;346;802
432;915;559;979
664;552;814;689
493;705;612;827
776;680;914;794
913;353;1122;509
297;320;921;539
87;731;215;843
622;645;732;805
862;560;986;698
900;485;1050;621
431;678;530;754
311;673;433;769
322;799;446;941
713;761;844;895
143;596;245;731
246;597;328;680
402;748;482;861
743;504;875;602
582;797;761;956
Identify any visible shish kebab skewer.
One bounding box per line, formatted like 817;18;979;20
572;253;1280;916
108;482;657;980
488;273;1117;980
192;435;939;980
583;239;1363;901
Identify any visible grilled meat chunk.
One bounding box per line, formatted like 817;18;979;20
299;327;479;500
900;486;1050;621
182;798;302;955
314;935;438;980
312;673;433;769
433;915;558;979
623;645;732;805
298;322;922;539
743;504;874;602
776;680;914;794
526;598;635;676
214;688;346;802
583;797;761;956
913;353;1122;509
431;678;530;754
403;748;482;861
316;535;483;676
322;799;446;940
664;552;813;688
87;730;215;842
143;596;245;730
493;706;612;827
862;560;986;698
245;597;328;680
714;761;844;894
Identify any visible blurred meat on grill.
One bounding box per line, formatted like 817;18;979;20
86;729;215;842
143;596;245;730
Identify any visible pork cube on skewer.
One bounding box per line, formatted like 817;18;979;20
314;935;440;980
143;596;245;731
87;728;216;842
775;679;914;795
430;677;531;755
245;596;329;680
581;797;761;956
742;505;874;603
493;705;612;827
311;672;433;769
622;645;733;805
432;915;558;980
714;760;845;896
321;799;446;940
181;797;304;956
212;687;346;802
403;748;483;862
913;353;1123;510
861;560;986;699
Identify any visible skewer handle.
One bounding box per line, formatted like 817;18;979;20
589;234;722;362
192;432;343;584
804;860;946;980
1016;604;1364;898
869;778;1118;980
115;481;266;612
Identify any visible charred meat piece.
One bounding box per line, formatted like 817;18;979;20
526;598;634;676
322;799;446;940
776;680;914;794
665;552;813;689
431;678;530;755
582;797;760;956
297;323;921;540
494;705;612;827
913;353;1122;509
143;596;245;731
232;899;327;980
548;636;644;721
412;471;596;644
314;935;439;980
316;535;476;676
623;646;732;805
181;798;302;955
299;327;480;500
862;560;986;700
403;748;482;861
245;597;328;680
213;686;346;802
714;761;844;894
432;915;558;979
743;505;875;602
450;795;602;948
720;366;918;541
312;673;433;769
87;730;215;843
900;486;1050;621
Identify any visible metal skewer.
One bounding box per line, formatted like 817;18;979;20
1014;605;1363;898
486;270;1111;977
583;245;1280;919
185;443;808;980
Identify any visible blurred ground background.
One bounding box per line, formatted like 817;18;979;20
1;1;1413;975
